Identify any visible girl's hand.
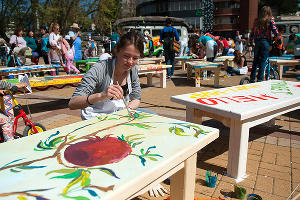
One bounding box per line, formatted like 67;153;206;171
102;85;123;100
16;83;27;88
0;90;5;95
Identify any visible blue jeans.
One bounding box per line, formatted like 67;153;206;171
165;54;175;77
222;47;229;56
250;39;270;82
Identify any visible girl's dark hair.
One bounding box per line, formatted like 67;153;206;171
27;29;34;36
233;50;243;66
14;28;23;36
113;30;144;57
255;6;272;32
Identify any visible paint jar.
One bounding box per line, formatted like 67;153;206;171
205;171;217;188
247;194;262;200
234;185;247;200
8;75;14;79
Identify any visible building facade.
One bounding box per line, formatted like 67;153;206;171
136;0;204;30
213;0;258;36
136;0;258;36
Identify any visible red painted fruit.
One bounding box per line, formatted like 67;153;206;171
64;136;132;167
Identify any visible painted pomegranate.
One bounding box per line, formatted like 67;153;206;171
64;135;132;167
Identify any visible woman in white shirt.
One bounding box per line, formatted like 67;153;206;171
9;28;30;65
48;23;64;75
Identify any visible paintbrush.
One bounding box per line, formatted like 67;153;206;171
116;81;133;118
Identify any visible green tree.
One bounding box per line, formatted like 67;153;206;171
94;0;121;34
0;0;29;42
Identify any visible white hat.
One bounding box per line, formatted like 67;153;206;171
70;23;80;29
99;53;112;61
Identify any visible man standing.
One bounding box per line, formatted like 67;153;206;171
69;23;82;61
235;31;244;54
160;18;180;78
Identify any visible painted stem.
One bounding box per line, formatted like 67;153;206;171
0;192;50;199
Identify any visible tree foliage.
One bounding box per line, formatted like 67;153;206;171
0;0;121;42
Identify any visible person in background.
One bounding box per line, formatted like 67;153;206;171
198;33;217;62
61;35;80;74
270;26;284;57
0;41;8;66
235;31;244;54
220;36;229;56
69;23;82;61
147;35;154;57
249;5;280;83
25;30;39;64
39;26;50;64
226;50;248;76
0;81;27;141
179;34;188;57
110;30;120;51
48;23;64;75
286;33;300;56
160;18;180;78
9;27;29;65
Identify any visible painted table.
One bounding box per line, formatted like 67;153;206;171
139;57;164;65
185;61;224;88
214;56;235;68
0;64;60;80
85;63;171;88
171;80;300;182
137;64;171;88
5;74;83;93
75;59;99;72
175;56;204;70
0;110;219;200
269;58;300;79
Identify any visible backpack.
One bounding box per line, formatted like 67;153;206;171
7;54;22;67
163;28;180;53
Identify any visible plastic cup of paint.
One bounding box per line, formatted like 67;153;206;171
234;185;247;200
8;75;14;79
247;194;262;200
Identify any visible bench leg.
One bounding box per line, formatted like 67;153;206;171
227;119;249;182
195;68;201;87
170;153;197;200
214;69;220;88
187;66;192;80
186;107;203;124
278;64;283;80
147;74;153;86
160;70;166;88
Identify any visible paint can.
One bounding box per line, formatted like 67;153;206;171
246;194;262;200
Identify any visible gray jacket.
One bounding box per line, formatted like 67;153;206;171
0;81;16;90
72;58;141;100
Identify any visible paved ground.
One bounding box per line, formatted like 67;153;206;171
8;62;300;200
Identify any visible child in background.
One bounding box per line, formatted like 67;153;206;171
48;44;63;75
0;81;27;141
61;35;80;74
226;50;248;76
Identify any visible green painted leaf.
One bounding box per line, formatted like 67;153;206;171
145;154;163;157
62;194;90;200
10;168;21;173
124;123;153;129
68;135;76;140
132;141;143;148
50;170;81;179
46;169;77;176
16;165;46;169
98;168;120;179
169;127;175;133
125;134;144;141
82;177;91;187
148;157;158;161
140;148;145;155
128;137;144;143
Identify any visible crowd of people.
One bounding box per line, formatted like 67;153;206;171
0;22;100;75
